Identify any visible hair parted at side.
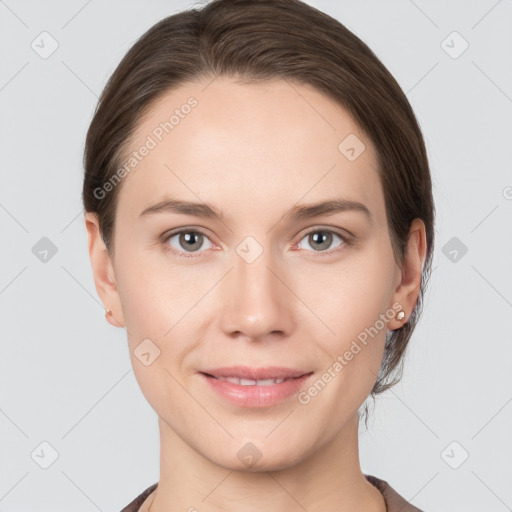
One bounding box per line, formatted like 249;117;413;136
82;0;435;427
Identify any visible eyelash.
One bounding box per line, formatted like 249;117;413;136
159;227;353;259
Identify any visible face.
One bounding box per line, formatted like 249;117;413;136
87;76;421;471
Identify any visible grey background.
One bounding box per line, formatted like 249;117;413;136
1;0;511;511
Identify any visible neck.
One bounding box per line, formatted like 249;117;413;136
145;412;385;512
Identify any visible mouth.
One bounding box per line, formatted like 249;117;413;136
200;365;311;380
198;366;314;408
202;374;300;386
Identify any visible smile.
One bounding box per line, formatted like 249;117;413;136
207;375;296;386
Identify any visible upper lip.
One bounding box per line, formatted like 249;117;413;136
201;366;312;380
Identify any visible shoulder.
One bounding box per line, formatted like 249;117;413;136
365;474;426;512
119;482;158;512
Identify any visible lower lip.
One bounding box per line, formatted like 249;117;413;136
200;372;313;408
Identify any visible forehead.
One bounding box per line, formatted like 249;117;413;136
117;76;385;226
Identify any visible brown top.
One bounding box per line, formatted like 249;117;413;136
120;474;425;511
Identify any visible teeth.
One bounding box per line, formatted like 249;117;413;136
214;376;287;386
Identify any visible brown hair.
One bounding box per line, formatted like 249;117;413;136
83;0;435;426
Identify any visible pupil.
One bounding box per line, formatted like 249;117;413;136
181;232;202;251
311;231;331;251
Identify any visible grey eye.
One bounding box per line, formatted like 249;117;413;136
298;230;343;252
167;231;213;253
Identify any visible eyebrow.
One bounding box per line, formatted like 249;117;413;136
139;198;372;222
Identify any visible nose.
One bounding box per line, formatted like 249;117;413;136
219;240;294;341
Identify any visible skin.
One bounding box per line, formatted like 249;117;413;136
85;76;427;512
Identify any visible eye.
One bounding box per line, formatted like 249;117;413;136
296;229;348;255
161;227;350;259
162;229;214;258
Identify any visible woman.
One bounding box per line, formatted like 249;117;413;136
83;0;434;510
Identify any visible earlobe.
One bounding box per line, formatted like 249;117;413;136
389;218;427;331
84;212;125;328
105;309;124;328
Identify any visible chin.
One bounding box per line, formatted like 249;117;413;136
205;436;311;473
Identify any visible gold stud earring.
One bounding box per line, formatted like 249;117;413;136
396;310;405;321
105;309;112;316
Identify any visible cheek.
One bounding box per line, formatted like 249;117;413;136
115;254;195;411
114;251;206;393
115;248;193;337
296;247;395;405
297;260;392;419
299;250;395;339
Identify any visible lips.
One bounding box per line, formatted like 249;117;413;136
210;376;293;386
200;365;311;381
200;367;314;408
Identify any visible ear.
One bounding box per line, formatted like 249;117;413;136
84;212;125;328
388;218;428;330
